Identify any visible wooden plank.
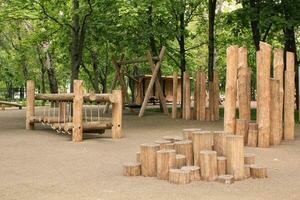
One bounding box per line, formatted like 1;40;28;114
138;47;166;117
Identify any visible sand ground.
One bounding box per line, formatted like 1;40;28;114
0;108;300;200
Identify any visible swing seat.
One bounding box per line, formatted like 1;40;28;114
125;104;141;109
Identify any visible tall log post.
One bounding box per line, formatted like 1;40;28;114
193;131;214;166
194;72;200;119
274;49;284;140
156;149;176;180
199;72;206;121
72;80;83;142
183;72;191;120
238;47;251;121
174;140;193;165
284;71;295;140
284;51;295;140
172;71;178;119
226;135;244;180
235;119;249;144
257;42;272;148
199;150;218;181
224;45;239;134
270;79;281;145
26;80;35;130
112;90;123;139
247;130;258;147
213;71;220;120
213;131;227;156
140;143;160;177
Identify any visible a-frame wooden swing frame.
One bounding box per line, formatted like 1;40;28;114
103;46;168;117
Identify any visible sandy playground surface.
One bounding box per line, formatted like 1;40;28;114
0;107;300;200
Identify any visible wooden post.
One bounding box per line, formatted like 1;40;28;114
244;153;255;164
238;47;251;121
213;131;227;156
247;130;258;147
217;156;227;175
257;42;272;147
284;52;295;140
123;162;141;176
199;72;206;121
244;164;251;178
146;50;168;115
169;169;190;184
156;149;176;180
194;71;200;119
183;72;191;120
139;47;166;117
176;154;186;169
213;71;220;120
199;150;218;181
172;71;178;119
270;79;281;145
174;140;193;165
193;131;214;166
205;108;211;121
140;143;160;177
165;143;175;150
274;49;284;140
224;45;239;134
249;122;258;131
182;128;201;140
26;80;35;130
226;135;244;180
181;166;201;181
112;90;122;139
72;80;83;142
235;119;248;144
136;152;140;162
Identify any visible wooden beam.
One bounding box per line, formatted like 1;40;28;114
138;47;167;117
0;101;22;109
26;80;35;130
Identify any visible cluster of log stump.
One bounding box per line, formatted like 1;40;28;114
172;71;219;122
123;129;267;184
224;42;295;148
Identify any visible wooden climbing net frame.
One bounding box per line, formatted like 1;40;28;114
25;80;122;142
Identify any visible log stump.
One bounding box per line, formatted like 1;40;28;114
183;128;202;140
193;131;214;166
140;143;160;177
218;175;234;184
165;143;175;150
123;162;141;176
156;149;176;180
169;169;191;184
213;131;227;156
226;135;245;180
217;156;227;175
199;150;218;181
155;140;172;150
250;165;268;178
176;154;186;169
248;122;258;131
244;153;255;165
181;166;201;181
174;140;193;165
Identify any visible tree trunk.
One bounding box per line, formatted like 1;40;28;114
45;51;58;93
284;26;298;109
208;0;217;82
249;0;260;51
179;12;186;112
